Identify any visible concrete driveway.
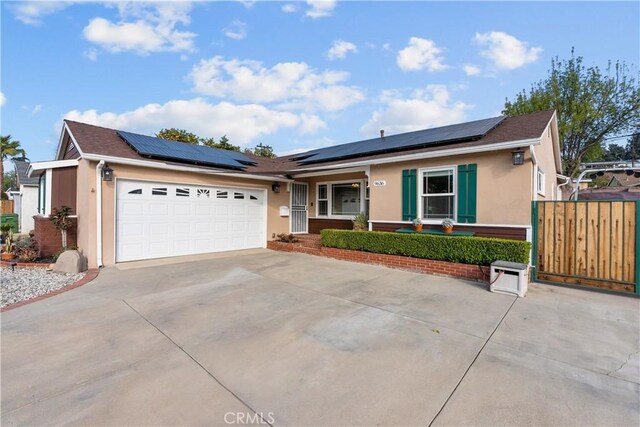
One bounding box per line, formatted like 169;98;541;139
2;250;639;426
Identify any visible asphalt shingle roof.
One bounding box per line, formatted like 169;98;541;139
13;160;39;186
64;109;556;176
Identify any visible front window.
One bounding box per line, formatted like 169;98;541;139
317;181;365;217
332;183;361;215
421;168;455;220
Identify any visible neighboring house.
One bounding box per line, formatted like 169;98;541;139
10;160;39;232
607;173;640;188
28;109;561;269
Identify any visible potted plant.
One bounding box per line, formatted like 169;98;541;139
442;218;454;234
1;229;16;261
412;217;423;232
352;212;368;231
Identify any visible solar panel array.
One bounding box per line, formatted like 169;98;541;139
296;116;506;164
117;131;257;170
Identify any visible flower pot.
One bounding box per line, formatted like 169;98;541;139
413;224;423;232
442;226;453;234
1;252;16;261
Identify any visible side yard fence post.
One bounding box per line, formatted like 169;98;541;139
531;201;538;282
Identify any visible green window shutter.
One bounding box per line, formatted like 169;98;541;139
467;164;477;223
457;164;477;223
402;169;417;221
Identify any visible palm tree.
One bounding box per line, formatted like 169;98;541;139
1;135;27;196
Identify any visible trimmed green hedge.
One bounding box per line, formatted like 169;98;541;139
320;229;530;265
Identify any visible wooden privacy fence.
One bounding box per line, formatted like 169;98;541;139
532;201;639;294
0;200;14;214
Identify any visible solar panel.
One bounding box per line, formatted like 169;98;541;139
297;116;506;164
117;131;257;170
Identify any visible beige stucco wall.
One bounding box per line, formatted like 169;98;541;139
369;150;534;225
76;160;289;268
534;122;560;200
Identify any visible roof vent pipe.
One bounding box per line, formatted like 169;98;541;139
380;129;385;138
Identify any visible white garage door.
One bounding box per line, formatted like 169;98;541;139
116;180;266;262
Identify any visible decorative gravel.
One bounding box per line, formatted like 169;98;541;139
1;267;86;307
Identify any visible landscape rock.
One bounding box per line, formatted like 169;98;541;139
53;250;87;274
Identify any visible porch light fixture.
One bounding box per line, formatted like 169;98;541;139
272;182;281;193
101;163;114;181
511;148;525;166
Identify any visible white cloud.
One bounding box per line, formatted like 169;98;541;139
223;20;247;40
397;37;447;72
0;92;6;107
282;3;299;13
306;0;336;19
84;47;98;61
327;40;357;60
361;85;471;135
83;2;196;55
237;0;256;8
62;98;325;146
32;104;43;115
12;1;72;25
189;56;364;112
463;64;481;76
474;31;542;70
298;114;327;134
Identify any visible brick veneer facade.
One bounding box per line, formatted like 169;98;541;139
33;216;78;257
267;240;489;282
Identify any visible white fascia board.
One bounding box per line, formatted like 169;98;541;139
65;122;85;157
27;159;79;176
54;121;85;160
292;166;369;178
81;153;293;183
289;137;542;172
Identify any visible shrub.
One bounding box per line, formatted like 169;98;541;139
14;236;39;262
320;229;530;265
274;233;299;243
352;212;368;231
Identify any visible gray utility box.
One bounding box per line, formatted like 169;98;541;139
490;261;529;297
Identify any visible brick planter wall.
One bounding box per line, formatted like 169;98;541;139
267;241;488;282
33;216;78;257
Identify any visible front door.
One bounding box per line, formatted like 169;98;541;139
290;182;308;234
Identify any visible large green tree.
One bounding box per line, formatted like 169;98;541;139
1;135;27;197
156;128;240;151
156;128;200;145
245;143;276;158
503;50;640;176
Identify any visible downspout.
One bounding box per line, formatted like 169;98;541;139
556;174;571;200
96;161;105;268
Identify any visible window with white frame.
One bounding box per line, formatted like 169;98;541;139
421;168;455;220
316;181;365;217
537;168;545;196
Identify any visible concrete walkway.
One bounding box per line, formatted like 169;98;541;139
2;250;638;426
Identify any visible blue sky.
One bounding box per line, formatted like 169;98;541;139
1;0;638;163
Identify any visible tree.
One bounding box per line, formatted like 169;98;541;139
2;171;17;194
503;50;640;176
49;206;72;250
1;135;27;195
246;143;276;158
201;134;240;151
156;128;240;151
602;143;627;161
156;128;200;144
626;129;640;163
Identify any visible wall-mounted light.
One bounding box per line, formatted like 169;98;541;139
272;182;281;193
101;163;114;181
511;148;525;166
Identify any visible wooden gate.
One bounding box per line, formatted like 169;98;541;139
532;201;639;294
